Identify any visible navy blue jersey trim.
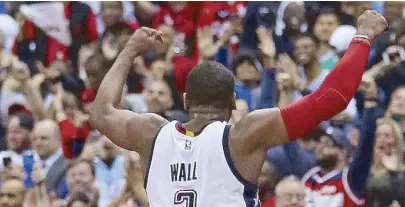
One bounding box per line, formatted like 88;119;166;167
222;125;258;206
144;123;168;188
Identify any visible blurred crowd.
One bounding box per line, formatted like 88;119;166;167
0;1;404;207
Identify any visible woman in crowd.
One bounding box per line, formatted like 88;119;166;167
385;86;405;137
367;118;405;207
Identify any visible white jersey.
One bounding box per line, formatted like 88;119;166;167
145;121;260;207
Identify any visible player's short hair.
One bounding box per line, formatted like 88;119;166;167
186;61;235;109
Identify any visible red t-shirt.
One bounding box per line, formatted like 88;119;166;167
152;3;196;39
197;1;247;28
172;55;197;93
261;197;276;207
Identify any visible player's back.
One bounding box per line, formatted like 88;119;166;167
144;121;260;207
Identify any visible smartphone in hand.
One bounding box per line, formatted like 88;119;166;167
22;151;35;188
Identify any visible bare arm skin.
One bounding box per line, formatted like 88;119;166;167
89;28;167;157
228;11;388;183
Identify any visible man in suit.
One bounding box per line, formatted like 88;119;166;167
32;119;68;197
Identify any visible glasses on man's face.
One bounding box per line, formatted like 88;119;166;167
279;193;306;202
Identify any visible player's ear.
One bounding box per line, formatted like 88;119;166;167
231;93;237;110
183;93;189;111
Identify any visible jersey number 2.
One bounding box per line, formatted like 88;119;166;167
174;189;197;207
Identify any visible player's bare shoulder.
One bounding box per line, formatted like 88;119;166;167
126;113;169;155
230;107;286;150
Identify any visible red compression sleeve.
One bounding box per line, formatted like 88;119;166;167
280;40;370;140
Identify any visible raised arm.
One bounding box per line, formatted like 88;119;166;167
231;11;388;150
89;27;168;155
347;102;378;195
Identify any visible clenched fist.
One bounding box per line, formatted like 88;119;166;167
357;10;388;40
126;27;164;55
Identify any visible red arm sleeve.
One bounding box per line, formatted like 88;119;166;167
280;40;370;140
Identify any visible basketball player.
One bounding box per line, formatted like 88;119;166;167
90;11;388;207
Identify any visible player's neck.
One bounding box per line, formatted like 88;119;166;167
188;108;230;123
189;113;225;122
182;113;225;133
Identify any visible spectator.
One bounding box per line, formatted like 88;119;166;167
100;1;139;62
144;80;188;122
313;9;340;71
302;87;379;207
367;118;405;207
53;83;90;159
366;17;405;69
239;1;279;52
32;119;67;197
273;2;307;58
122;57;149;114
0;12;19;53
93;136;126;207
258;161;278;206
99;1;138;34
151;2;196;57
13;2;99;74
109;151;149;207
131;1;160;27
0;29;19;86
294;33;357;118
274;176;306;207
232;54;262;111
0;179;26;207
22;166;52;207
385;86;405;134
62;159;98;206
0;112;34;169
147;24;196;93
196;2;246;65
294;34;328;93
84;54;112;93
0;62;31;131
